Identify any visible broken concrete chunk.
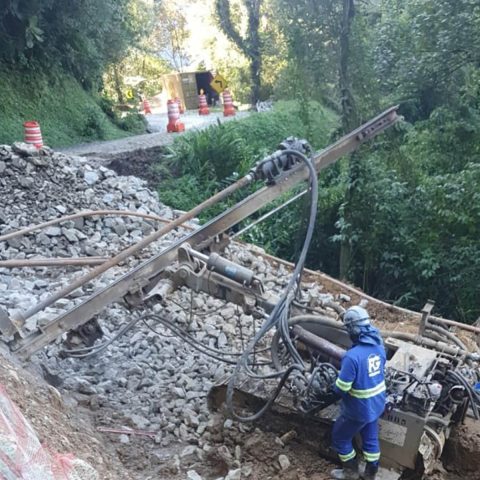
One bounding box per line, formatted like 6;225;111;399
187;470;203;480
84;171;100;185
278;454;291;470
12;142;39;157
44;226;62;237
225;469;241;480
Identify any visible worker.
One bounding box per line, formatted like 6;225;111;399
330;306;386;480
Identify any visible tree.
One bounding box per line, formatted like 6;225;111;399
153;1;191;71
266;0;480;322
333;0;480;319
374;0;480;120
337;0;358;279
0;0;151;88
103;49;171;102
215;0;262;104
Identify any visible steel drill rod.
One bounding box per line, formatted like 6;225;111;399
11;174;253;328
0;257;109;268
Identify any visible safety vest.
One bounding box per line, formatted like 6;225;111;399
335;343;386;422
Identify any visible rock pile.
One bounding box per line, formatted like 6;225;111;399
0;142;345;479
39;250;280;472
39;242;344;478
0;142;190;330
0;142;177;258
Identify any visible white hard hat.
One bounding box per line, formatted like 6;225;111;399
343;306;371;327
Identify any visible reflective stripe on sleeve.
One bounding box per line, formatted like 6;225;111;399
350;381;386;399
338;450;357;462
335;378;353;392
363;451;381;462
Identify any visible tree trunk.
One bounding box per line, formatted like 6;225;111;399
339;0;356;131
113;65;124;104
215;0;262;105
250;53;261;104
247;0;261;104
338;0;356;280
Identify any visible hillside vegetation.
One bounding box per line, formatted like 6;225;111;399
156;0;480;324
157;101;337;212
0;1;149;146
0;0;478;324
0;66;146;147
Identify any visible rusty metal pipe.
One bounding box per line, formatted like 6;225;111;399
292;324;346;363
287;315;479;361
0;209;194;243
383;331;479;360
253;250;480;336
427;317;480;335
0;257;110;268
11;174;253;329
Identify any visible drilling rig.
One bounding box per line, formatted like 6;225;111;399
2;106;480;478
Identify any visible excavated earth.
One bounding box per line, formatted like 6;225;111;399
0;143;479;480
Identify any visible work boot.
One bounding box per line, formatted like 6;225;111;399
361;462;378;480
330;458;360;480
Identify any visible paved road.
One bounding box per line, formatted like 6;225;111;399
61;109;249;158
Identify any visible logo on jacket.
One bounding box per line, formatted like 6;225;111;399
368;354;381;377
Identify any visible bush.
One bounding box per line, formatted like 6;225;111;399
118;112;147;134
97;96;118;121
82;105;108;139
157;175;219;213
163;122;252;181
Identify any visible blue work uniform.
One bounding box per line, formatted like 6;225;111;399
332;331;386;466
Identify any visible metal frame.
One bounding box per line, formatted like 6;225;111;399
12;106;399;360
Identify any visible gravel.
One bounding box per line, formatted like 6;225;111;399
0;141;347;479
0;142;190;332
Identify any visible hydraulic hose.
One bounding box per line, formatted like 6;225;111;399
226;149;319;422
0;209;193;243
424;324;468;351
62;312;271;366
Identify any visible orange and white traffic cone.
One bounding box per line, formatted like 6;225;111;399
175;97;185;114
222;90;235;117
23;121;43;148
143;98;152;114
166;99;185;133
198;92;209;115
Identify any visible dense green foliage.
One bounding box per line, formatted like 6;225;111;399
160;0;480;323
0;65;147;147
0;0;148;85
0;0;149;145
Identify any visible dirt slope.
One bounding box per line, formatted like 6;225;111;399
0;350;136;479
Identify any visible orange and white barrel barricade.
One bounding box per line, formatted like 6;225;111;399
198;93;209;115
222;90;235;117
143;98;152;114
23;121;43;148
167;99;185;133
175;96;185;114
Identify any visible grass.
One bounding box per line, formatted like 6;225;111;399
0;64;144;147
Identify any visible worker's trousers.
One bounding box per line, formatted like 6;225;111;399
332;414;381;466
